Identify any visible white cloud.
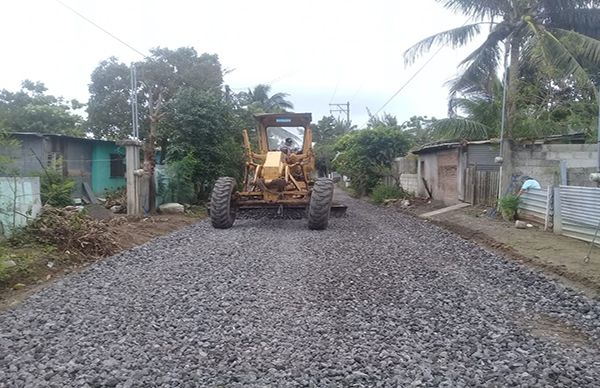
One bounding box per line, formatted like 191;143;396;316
1;0;483;127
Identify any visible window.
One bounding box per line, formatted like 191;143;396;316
110;153;125;178
266;126;304;151
46;152;63;172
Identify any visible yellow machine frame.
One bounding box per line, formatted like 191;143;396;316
239;113;316;207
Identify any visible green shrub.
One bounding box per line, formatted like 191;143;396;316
158;154;201;204
370;184;407;204
499;194;520;221
39;170;75;207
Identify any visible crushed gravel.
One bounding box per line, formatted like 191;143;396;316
1;190;600;387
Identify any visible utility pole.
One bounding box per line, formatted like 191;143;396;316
329;102;350;126
130;63;139;139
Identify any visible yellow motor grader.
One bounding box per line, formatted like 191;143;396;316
210;112;345;230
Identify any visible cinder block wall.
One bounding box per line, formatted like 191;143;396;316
399;174;418;194
512;143;598;188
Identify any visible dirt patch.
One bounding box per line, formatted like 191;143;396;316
522;315;591;348
411;205;600;297
0;214;201;310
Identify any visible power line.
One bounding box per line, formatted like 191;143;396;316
53;0;148;59
367;19;473;125
329;81;340;105
372;45;444;117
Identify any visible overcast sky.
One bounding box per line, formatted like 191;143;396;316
2;0;483;128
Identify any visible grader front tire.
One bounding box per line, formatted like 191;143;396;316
307;178;334;230
210;177;237;229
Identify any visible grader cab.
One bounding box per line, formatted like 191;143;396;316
210;112;345;230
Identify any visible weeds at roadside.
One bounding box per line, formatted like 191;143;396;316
370;184;412;204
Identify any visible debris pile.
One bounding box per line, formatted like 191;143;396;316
103;188;127;214
28;206;121;258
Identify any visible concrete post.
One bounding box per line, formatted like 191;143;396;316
117;140;143;216
497;139;513;199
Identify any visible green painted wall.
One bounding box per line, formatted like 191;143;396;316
91;142;126;195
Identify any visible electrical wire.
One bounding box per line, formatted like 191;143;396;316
373;45;445;117
53;0;148;59
329;81;340;105
365;19;474;126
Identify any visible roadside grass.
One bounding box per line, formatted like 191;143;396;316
370;183;412;204
0;239;59;288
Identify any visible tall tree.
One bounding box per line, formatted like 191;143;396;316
312;116;352;176
334;127;412;196
87;48;223;141
87;58;131;140
162;88;243;199
239;84;294;113
404;0;600;137
87;47;224;211
0;80;83;136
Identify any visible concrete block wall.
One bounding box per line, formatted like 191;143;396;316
400;174;418;195
512;143;597;188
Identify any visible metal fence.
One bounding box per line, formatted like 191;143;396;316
554;185;600;244
0;177;42;236
518;188;553;230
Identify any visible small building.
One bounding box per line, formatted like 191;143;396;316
0;132;126;197
410;134;596;207
412;140;500;206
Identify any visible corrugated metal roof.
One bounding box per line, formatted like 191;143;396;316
413;139;498;155
9;132;116;144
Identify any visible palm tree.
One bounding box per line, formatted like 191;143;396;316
431;77;503;140
240;84;294;113
404;0;600;138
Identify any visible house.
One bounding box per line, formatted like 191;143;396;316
412;140;500;206
409;133;597;207
0;133;126;197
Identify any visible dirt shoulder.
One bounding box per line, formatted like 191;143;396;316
0;214;201;310
399;203;600;297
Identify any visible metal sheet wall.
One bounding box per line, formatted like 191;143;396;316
518;188;552;228
555;186;600;244
467;144;500;171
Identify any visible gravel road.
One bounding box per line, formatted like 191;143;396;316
2;190;600;387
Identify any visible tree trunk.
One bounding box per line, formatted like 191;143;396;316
506;36;521;138
143;89;162;214
143;117;157;213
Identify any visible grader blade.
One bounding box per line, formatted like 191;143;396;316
330;204;348;218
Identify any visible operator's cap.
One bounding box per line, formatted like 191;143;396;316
285;138;293;144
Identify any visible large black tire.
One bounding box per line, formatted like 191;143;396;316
307;178;334;230
210;177;237;229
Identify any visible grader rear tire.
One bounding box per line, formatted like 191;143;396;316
307;178;334;230
210;177;237;229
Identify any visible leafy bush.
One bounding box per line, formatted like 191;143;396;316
499;194;520;221
39;169;75;207
157;154;201;204
371;184;408;204
333;127;411;196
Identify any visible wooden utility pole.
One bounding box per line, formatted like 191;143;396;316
329;102;350;126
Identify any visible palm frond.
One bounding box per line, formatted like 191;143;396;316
404;23;484;65
429;118;493;141
554;28;600;67
449;28;507;94
529;24;598;90
435;0;511;19
538;0;600;13
546;9;600;39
